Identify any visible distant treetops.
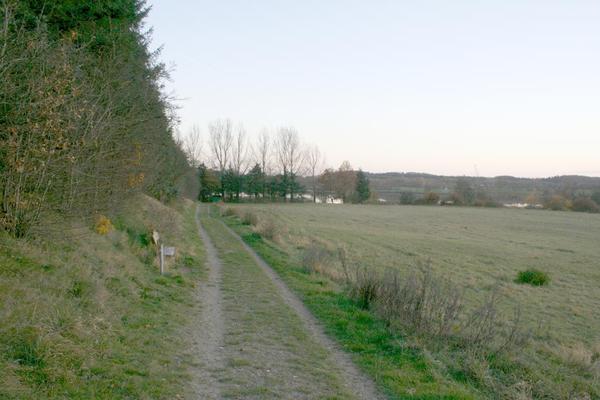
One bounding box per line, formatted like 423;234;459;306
188;120;373;204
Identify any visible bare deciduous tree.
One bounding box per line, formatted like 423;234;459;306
208;118;233;197
230;124;250;200
275;127;305;201
255;128;271;198
182;124;203;168
256;129;271;174
306;145;323;202
230;124;250;176
336;161;357;202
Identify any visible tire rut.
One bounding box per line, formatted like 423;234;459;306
189;205;224;399
217;218;386;400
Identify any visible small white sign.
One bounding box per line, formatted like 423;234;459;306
163;246;176;257
152;230;160;245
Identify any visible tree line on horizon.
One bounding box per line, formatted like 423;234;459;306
179;118;600;213
177;119;371;204
392;176;600;212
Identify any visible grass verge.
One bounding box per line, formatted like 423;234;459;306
199;210;354;399
225;205;600;399
0;195;205;399
220;211;479;400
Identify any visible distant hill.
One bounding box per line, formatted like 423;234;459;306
366;172;600;203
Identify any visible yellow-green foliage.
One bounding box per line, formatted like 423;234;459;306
0;195;205;399
94;215;113;235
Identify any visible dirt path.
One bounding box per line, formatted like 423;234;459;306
191;204;385;399
217;218;385;400
188;205;224;399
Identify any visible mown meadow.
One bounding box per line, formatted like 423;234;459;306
225;203;600;399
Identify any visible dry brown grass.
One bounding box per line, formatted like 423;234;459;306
241;211;259;226
253;218;280;242
301;242;332;274
221;206;239;218
337;255;526;355
0;195;205;398
556;342;600;375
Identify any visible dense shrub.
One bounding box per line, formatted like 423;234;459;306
516;269;550;286
592;191;600;207
422;191;440;205
545;195;569;211
449;192;465;205
473;192;500;207
454;178;476;205
399;192;416;205
0;1;189;237
571;197;600;213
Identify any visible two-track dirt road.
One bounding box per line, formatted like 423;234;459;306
190;204;384;399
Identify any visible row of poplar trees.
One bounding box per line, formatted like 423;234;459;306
0;1;189;236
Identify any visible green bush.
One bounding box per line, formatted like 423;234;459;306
399;192;416;205
516;269;550;286
125;227;150;248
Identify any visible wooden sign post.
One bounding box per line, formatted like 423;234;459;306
153;229;175;275
158;244;176;275
160;244;165;275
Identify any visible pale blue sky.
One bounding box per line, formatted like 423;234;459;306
147;1;600;177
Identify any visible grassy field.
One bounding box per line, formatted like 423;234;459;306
222;214;478;399
226;203;600;398
0;195;205;399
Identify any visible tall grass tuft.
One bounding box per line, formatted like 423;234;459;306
255;218;279;241
336;251;527;355
301;243;331;274
349;266;380;309
376;262;463;336
516;269;549;286
221;207;238;217
241;211;258;226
